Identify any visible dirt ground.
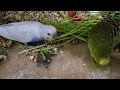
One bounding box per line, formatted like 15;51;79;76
0;42;120;79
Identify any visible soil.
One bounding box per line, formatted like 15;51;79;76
0;43;120;79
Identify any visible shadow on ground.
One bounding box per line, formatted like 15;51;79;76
0;43;120;79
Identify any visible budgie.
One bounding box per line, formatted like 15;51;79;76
0;21;57;44
88;11;120;65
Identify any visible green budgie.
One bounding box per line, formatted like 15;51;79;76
88;11;120;65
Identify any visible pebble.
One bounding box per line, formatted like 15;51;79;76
0;55;7;60
78;60;82;63
3;55;7;60
60;51;63;54
0;55;4;59
115;49;119;52
67;52;70;55
29;55;35;60
33;59;36;62
53;48;58;54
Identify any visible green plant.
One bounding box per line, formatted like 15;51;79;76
20;11;100;61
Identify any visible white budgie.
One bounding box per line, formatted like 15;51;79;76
0;21;57;44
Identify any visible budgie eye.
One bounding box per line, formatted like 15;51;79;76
47;33;51;35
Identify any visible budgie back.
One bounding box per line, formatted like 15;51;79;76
0;21;57;43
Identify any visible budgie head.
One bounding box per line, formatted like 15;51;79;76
89;42;111;65
98;56;110;65
42;25;57;41
88;26;112;65
88;11;120;65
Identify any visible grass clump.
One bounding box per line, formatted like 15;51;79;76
24;11;100;51
20;11;100;62
20;11;99;67
41;11;99;46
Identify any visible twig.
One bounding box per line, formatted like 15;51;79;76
19;44;46;54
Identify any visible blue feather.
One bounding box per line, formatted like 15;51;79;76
31;37;43;42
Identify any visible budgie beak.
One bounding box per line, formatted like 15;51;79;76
99;57;110;65
44;34;56;42
53;32;57;37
